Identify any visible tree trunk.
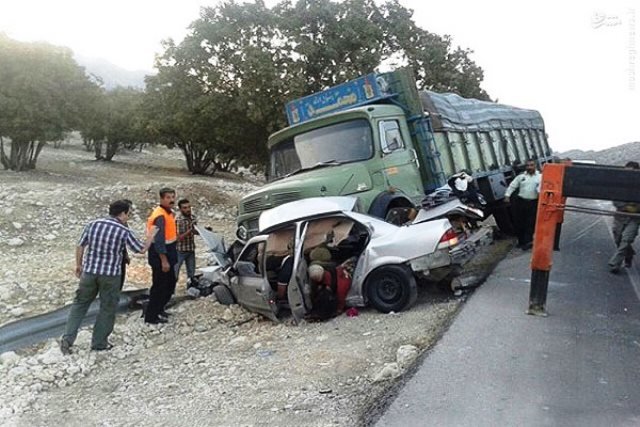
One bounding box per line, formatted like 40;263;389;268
83;138;95;152
179;141;214;174
0;137;9;170
94;140;104;160
2;140;44;171
104;140;119;161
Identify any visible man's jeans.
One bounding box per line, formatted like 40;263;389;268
62;273;121;349
175;250;196;280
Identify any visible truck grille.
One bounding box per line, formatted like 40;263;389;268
242;191;301;213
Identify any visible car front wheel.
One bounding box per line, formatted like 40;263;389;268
213;284;235;306
366;265;417;313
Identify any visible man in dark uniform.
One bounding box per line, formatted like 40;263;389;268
145;188;178;324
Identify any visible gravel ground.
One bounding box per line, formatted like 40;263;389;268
0;141;260;326
0;141;513;426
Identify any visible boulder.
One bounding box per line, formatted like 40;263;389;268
372;362;401;383
396;344;419;370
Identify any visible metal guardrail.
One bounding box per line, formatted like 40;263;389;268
0;289;149;353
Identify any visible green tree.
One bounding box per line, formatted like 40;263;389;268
0;34;98;171
100;87;145;161
147;0;491;172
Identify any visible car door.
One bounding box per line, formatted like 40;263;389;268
231;239;279;321
378;119;423;198
287;221;312;323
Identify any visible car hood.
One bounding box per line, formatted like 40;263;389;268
259;196;359;233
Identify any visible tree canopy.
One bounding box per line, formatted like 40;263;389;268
147;0;491;174
0;34;98;171
0;1;491;174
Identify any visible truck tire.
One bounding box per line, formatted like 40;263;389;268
492;206;516;236
213;284;235;305
366;265;418;313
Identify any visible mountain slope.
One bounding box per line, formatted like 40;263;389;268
75;54;150;90
556;141;640;166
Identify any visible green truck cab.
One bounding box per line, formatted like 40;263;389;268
236;68;551;240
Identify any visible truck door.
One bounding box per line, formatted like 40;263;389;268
378;119;423;197
231;239;279;322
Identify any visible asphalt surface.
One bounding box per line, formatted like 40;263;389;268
376;200;640;427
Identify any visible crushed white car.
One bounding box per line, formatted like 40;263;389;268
197;196;492;323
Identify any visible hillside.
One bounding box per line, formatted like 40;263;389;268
556;141;640;166
75;54;149;90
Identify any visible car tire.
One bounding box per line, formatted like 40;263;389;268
366;265;417;313
213;284;235;305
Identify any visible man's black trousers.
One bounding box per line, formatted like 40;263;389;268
146;244;177;322
514;197;538;246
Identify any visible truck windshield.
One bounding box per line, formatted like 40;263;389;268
269;119;373;180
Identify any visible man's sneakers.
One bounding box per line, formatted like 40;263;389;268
59;338;72;355
609;265;621;274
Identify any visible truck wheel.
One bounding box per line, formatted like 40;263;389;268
366;265;417;313
492;206;516;236
384;206;414;225
213;284;235;305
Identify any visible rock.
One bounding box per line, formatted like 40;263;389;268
34;370;55;382
194;323;209;333
66;365;81;376
39;347;64;365
372;362;401;383
12;222;22;230
8;366;28;378
0;351;20;367
43;234;56;241
396;345;419;370
229;336;247;346
10;307;25;317
7;238;24;247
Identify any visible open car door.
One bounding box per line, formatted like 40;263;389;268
288;222;311;324
231;238;279;322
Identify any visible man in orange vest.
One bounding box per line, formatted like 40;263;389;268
145;187;178;324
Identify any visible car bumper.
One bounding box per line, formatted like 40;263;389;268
410;226;494;280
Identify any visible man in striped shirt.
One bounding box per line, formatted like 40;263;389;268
60;200;156;354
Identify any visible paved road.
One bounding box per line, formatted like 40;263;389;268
376;201;640;427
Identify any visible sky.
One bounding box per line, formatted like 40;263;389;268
0;0;638;153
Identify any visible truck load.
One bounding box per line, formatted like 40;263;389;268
236;68;552;240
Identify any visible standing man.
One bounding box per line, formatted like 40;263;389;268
608;161;640;274
175;198;198;285
145;187;178;324
60;200;156;354
504;159;541;250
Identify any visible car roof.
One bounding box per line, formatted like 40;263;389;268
258;196;359;232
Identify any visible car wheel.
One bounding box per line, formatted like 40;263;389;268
366;265;417;313
213;284;235;305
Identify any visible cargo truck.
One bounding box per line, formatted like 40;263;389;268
236;67;552;240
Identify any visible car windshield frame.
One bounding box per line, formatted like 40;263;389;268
269;119;374;181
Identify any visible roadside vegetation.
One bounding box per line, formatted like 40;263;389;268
0;0;490;175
